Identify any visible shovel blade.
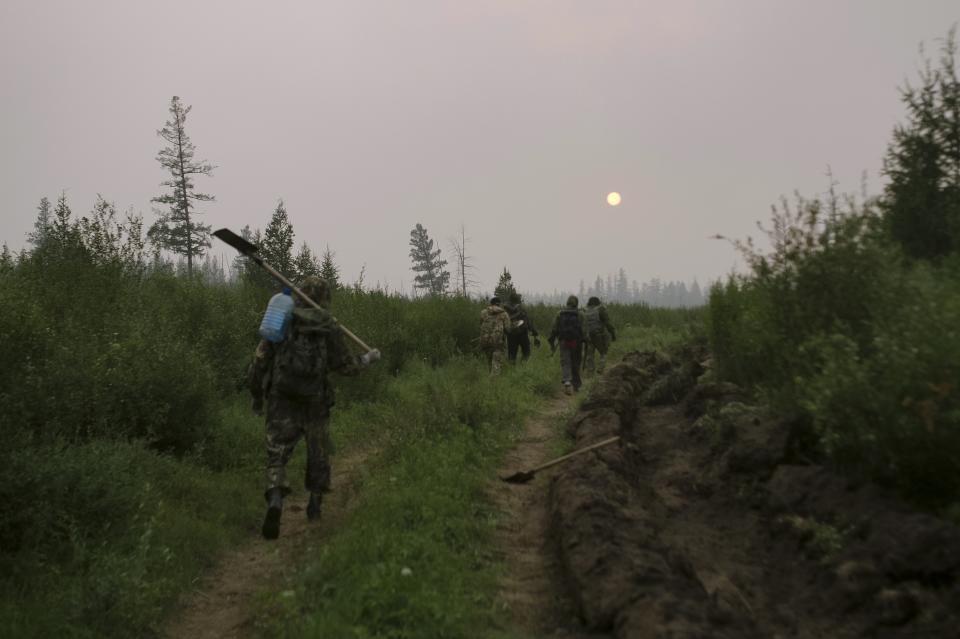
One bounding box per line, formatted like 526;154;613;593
213;228;259;256
500;470;536;484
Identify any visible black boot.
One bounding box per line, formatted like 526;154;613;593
306;492;322;521
262;487;283;540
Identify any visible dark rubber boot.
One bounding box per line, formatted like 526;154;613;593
307;492;322;521
261;487;283;540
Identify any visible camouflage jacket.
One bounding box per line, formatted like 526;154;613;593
479;305;511;348
585;304;616;340
248;307;359;407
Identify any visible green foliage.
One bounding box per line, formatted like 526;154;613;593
494;267;516;301
882;27;960;261
260;199;296;280
318;244;341;288
149;96;215;275
408;223;450;296
709;192;960;507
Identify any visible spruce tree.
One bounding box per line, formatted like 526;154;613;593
293;241;321;281
408;223;450;296
149;96;216;276
27;196;52;248
494;267;517;300
260;200;295;280
882;28;960;260
318;244;341;289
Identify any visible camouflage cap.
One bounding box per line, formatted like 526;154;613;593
297;276;332;308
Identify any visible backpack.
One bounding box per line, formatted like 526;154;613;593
557;309;582;341
480;308;506;348
505;304;525;335
584;306;603;335
271;321;327;398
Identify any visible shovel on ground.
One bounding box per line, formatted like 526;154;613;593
213;228;380;361
500;435;621;484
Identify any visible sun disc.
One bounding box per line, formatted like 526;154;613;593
606;191;622;206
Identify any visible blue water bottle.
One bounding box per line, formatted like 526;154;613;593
259;288;294;342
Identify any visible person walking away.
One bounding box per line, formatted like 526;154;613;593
248;276;369;540
583;296;616;374
503;292;541;363
479;296;511;375
548;295;587;394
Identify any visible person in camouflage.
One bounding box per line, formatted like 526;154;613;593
479;296;511;375
503;292;541;363
248;276;364;540
583;296;616;374
548;295;588;394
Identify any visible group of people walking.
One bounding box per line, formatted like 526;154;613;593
248;277;618;540
479;292;616;394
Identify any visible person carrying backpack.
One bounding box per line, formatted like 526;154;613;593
583;296;617;374
248;276;370;540
547;295;588;394
479;296;511;375
503;292;540;363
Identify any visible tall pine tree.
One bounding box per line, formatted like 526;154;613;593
494;268;517;300
408;223;449;296
259;200;296;282
149;96;216;276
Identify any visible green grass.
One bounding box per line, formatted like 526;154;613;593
255;322;698;639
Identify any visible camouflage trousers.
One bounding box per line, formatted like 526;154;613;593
483;345;506;376
264;392;333;499
584;332;610;373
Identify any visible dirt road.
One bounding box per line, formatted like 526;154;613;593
162;446;373;639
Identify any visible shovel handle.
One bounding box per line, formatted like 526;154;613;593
529;435;621;474
256;258;375;353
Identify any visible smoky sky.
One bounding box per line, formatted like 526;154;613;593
1;1;957;294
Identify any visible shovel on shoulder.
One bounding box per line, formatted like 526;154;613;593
500;435;621;484
213;228;379;361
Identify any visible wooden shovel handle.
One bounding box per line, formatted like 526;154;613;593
258;259;374;353
530;435;621;474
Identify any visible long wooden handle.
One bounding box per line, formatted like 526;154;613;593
531;435;621;474
258;259;374;353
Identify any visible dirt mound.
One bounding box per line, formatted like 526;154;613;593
550;348;960;638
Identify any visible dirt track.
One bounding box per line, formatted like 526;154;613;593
550;349;960;638
162;446;373;639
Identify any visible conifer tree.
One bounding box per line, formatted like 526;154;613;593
318;244;341;289
883;28;960;260
293;241;321;281
260;200;295;280
27;196;52;248
408;223;449;296
494;267;517;300
149;96;216;276
0;243;12;272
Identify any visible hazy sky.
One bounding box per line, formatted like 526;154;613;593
2;1;957;294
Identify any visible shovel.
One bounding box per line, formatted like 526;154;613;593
500;435;621;484
213;228;379;360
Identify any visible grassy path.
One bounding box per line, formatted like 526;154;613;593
490;395;600;639
163;444;378;638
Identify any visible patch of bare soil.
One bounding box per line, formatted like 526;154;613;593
492;395;607;639
162;445;373;639
551;349;960;638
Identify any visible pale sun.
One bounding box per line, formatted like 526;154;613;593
606;191;622;206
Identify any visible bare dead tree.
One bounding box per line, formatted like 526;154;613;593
448;223;478;297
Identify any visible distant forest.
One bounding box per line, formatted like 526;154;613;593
523;270;707;308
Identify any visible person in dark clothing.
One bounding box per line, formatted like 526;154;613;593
503;292;540;363
547;295;587;394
